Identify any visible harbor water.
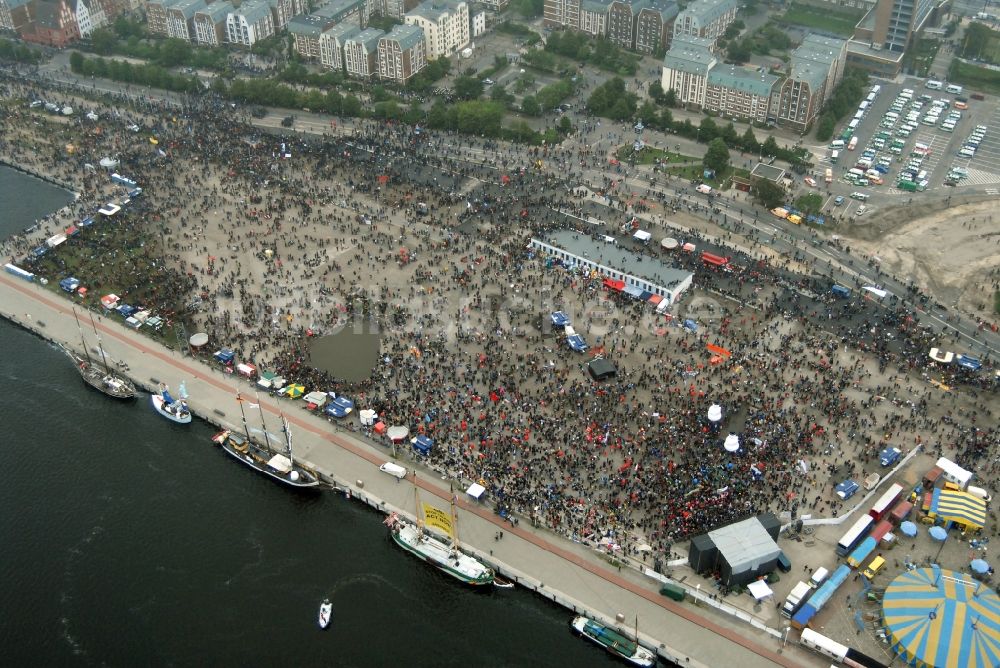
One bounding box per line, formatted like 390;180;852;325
0;166;626;666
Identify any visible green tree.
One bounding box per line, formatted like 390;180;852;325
90;28;117;55
703;137;731;174
558;115;573;135
69;50;84;73
663;88;677;107
453;75;483;100
157;38;192;67
753;179;786;209
726;39;752;64
815;113;836;142
762;136;780;157
698;117;718;142
741;126;759;152
521;94;540;116
490;84;514;107
648;80;665;103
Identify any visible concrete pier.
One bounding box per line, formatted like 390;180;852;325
0;271;822;667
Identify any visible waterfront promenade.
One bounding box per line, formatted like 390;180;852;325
0;272;818;667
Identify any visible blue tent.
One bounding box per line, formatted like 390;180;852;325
324;396;355;418
412;435;433;455
30;245;48;258
550;311;570;328
683;319;698;331
79;217;95;227
117;304;137;318
59;277;80;293
214;349;235;364
566;334;588;352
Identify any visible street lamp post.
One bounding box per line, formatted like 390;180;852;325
781;626;790;652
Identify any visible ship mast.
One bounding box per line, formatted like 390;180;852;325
88;312;112;372
73;308;92;365
255;395;273;453
280;414;294;467
450;494;460;550
236;392;253;442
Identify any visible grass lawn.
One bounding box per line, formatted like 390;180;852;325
616;145;697;165
664;164;749;190
781;2;864;37
948;59;1000;95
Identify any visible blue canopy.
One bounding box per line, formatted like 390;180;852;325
324;396;355;418
79;217;95;227
30;245;48;258
412;435;433;455
550;311;570;328
214;349;235;363
566;334;588;352
929;526;948;541
59;277;80;292
972;558;990;574
117;304;137;317
683;319;698;331
900;521;918;537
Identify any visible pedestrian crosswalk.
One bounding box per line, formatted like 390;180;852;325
986;188;999;195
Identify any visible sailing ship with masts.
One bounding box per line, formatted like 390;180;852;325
211;393;319;489
384;488;494;586
64;309;136;400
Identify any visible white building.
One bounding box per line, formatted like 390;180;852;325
319;21;360;72
73;0;106;36
227;0;275;46
661;34;716;108
404;0;469;59
343;26;383;77
672;0;737;43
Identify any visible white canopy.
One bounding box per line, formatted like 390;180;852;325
267;454;293;473
46;234;67;248
724;434;740;452
466;482;486;499
929;348;954;363
359;409;377;426
661;237;678;249
707;404;723;422
633;230;652;242
302;390;327;406
387;425;409;441
99;157;118;169
746;580;773;601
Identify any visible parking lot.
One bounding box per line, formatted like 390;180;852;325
822;77;1000;204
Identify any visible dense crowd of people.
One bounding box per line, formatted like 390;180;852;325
1;71;997;565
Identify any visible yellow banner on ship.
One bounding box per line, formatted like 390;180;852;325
422;503;454;537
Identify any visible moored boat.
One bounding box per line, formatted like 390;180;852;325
211;394;319;489
570;616;656;667
384;487;494;587
152;385;192;424
64;347;136;400
493;574;515;589
318;599;332;629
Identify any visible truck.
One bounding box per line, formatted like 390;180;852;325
864;472;881;491
695;184;713;195
880;447;903;467
659;582;686;602
831;285;851;298
781;581;813;618
848;136;858;151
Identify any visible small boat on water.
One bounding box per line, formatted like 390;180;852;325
493;574;515;589
318;599;332;629
570;616;656;667
151;385;192;424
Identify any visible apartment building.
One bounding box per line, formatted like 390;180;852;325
165;0;205;40
543;0;580;29
705;65;778;123
660;34;716;108
288;13;336;58
775;34;846;132
193;0;231;45
377;23;426;83
145;0;179;35
578;0;608;36
404;0;468;60
73;0;105;36
319;20;360;71
672;0;737;43
343;26;383;77
634;1;677;53
266;0;302;30
20;0;79;46
226;0;274;46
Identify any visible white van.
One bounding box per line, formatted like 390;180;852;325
809;567;830;588
854;110;864;120
848;119;860;130
379;462;407;479
946;84;963;95
830;140;845;149
926;80;943;90
967;485;992;502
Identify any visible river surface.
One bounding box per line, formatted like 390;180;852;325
0;166;629;666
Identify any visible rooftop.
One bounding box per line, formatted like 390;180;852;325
168;0;207;19
663;35;716;76
750;162;785;182
708;64;778;98
315;0;364;21
708;516;781;570
321;20;361;41
382;23;424;51
677;0;737;23
197;0;233;21
347;26;384;51
288;13;333;37
407;0;465;22
234;0;271;21
535;230;693;291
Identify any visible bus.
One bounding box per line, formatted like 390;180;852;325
869;483;904;522
848;136;858;151
825;168;833;184
836;515;874;556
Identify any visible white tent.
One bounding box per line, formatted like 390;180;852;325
746;580;773;602
724;434;740;452
466;482;486;500
707;404;723;422
633;230;652;243
929;348;954;363
863;286;888;298
359;409;377;426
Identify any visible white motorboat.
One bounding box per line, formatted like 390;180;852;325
318;599;332;629
151;386;192;424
